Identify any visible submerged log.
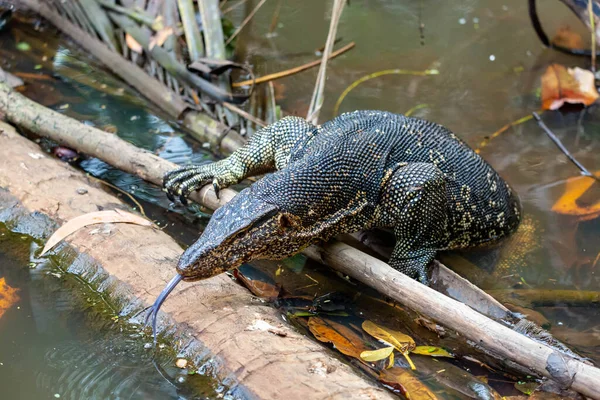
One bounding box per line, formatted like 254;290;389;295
1;82;599;398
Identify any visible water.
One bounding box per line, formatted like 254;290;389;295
0;225;226;400
1;0;599;397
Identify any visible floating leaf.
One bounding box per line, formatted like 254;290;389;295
126;34;143;54
41;210;153;255
552;25;583;49
514;381;541;395
379;367;439;399
360;346;394;362
308;317;369;359
233;269;280;300
552;173;600;220
16;42;31;51
362;320;415;353
0;278;20;319
541;64;599;110
412;346;453;358
362;320;417;369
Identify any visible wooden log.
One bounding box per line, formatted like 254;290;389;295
1;82;599;398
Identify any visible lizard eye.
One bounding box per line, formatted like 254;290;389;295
277;213;293;230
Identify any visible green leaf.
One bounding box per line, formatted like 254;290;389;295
412;346;453;358
360;346;394;362
16;42;31;51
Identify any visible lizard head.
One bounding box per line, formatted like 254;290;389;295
177;187;306;281
146;187;308;344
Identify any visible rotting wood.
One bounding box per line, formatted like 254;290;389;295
1;82;600;399
15;0;245;155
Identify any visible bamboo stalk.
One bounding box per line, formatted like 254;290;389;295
2;82;599;399
16;0;245;154
79;0;119;51
177;0;204;60
232;42;355;88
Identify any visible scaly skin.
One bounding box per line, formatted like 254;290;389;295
146;110;521;340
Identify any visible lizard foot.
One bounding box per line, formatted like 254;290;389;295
163;162;231;204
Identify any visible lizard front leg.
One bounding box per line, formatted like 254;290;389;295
164;116;315;203
379;162;449;284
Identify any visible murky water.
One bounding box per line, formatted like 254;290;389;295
0;224;229;400
1;0;599;398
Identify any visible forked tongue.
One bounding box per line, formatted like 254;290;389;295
145;274;183;345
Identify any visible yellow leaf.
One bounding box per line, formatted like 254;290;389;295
360;346;394;362
362;320;416;353
552;173;600;220
412;346;454;358
0;278;20;319
308;317;369;359
379;367;439;399
41;210;153;255
126;34;143;54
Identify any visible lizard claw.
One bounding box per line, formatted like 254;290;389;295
213;181;220;199
179;194;188;206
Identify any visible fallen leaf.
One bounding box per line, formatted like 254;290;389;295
379;367;439;399
541;64;599;110
0;278;20;319
411;346;453;358
362;320;417;369
514;381;541;395
234;270;281;299
41;210;153;255
16;42;31;51
552;173;600;220
308;317;369;359
149;27;174;50
360;346;394;362
126;34;143;54
552;25;583;49
362;320;416;352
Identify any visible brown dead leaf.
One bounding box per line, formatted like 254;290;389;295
0;278;20;319
379;367;439;399
149;27;174;50
233;269;280;300
41;210;153;255
552;173;600;220
552;26;584;49
126;34;143;54
541;64;599;110
308;317;369;359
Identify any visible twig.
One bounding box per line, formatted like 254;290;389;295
475;112;539;154
333;68;439;116
590;0;596;71
532;112;599;181
306;0;345;124
221;0;249;14
225;0;267;46
233;42;355;88
268;0;282;34
223;102;267;127
87;174;147;217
